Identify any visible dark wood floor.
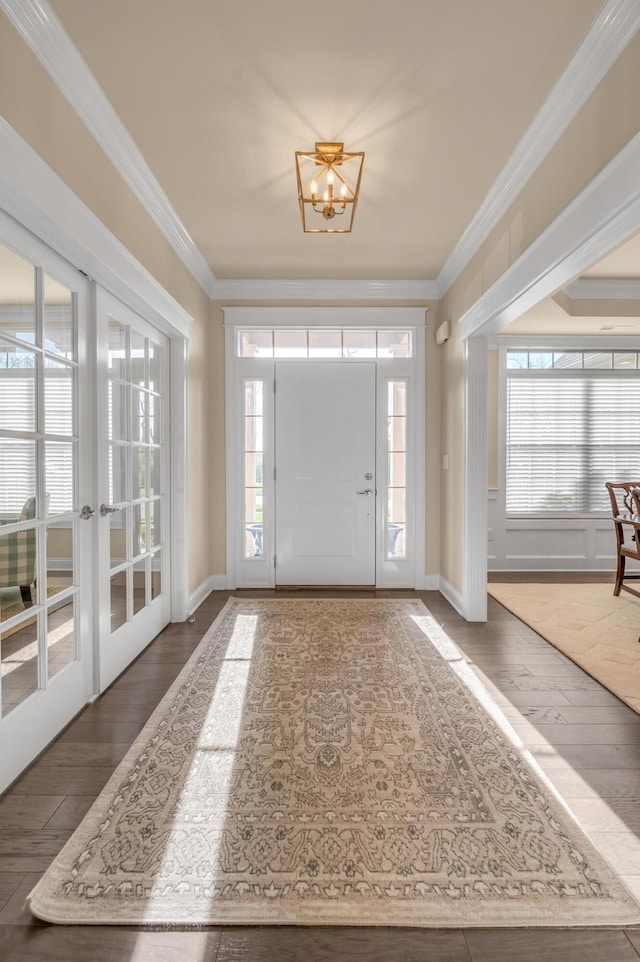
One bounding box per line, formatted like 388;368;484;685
2;582;640;961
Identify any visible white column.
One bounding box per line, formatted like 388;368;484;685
463;335;488;621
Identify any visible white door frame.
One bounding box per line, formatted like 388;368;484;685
457;132;640;621
224;307;426;589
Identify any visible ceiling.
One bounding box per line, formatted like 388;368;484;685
44;0;614;284
1;0;638;338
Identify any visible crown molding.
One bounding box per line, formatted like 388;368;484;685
437;0;640;297
459;131;640;340
0;116;192;337
210;278;439;301
222;306;428;327
564;278;640;299
0;0;216;295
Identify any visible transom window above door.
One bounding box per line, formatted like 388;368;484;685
237;328;413;359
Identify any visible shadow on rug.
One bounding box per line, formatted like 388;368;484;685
28;598;640;927
488;583;640;714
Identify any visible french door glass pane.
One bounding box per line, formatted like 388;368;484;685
148;393;159;443
109;381;128;441
151;550;162;600
131;331;146;387
44;360;74;436
149;449;161;496
109;445;127;503
110;573;126;631
1;617;39;716
133;446;147;498
0;343;36;432
108;321;127;377
46;520;74;593
110;509;127;570
150;499;161;548
0;439;36;516
43;275;74;359
149;341;162;391
45;441;74;514
47;597;75;681
133;559;145;614
132;388;146;443
133;502;146;556
0;244;35;345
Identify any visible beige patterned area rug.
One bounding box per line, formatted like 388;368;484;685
28;598;640;927
488;583;640;714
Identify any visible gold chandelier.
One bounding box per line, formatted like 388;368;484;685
295;142;364;233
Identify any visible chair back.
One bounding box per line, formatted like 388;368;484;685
606;481;640;520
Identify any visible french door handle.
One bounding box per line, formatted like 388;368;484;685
100;503;121;516
356;489;373;496
80;505;95;520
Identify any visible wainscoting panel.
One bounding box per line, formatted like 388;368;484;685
488;490;618;571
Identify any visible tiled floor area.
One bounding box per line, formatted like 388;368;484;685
1;584;640;961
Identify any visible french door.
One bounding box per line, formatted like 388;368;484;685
0;216;93;791
95;290;171;692
275;362;377;585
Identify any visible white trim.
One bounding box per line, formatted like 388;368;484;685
438;577;465;619
461;134;640;624
0;118;192;339
463;337;488;622
437;0;640;295
223;307;428;328
564;278;640;299
0;0;216;296
187;576;224;617
497;334;640;349
169;337;189;622
214;280;438;301
224;308;426;589
460;131;640;340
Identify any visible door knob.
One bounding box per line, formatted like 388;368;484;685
79;505;95;520
100;503;121;516
356;489;373;496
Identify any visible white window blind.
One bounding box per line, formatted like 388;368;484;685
0;370;74;516
506;372;640;515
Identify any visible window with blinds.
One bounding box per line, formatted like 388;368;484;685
505;351;640;516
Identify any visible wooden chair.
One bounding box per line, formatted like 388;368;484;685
605;481;640;598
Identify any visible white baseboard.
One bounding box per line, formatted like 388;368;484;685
438;577;465;618
186;575;226;617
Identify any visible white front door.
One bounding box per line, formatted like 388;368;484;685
95;290;171;691
275;362;376;585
